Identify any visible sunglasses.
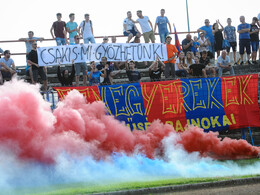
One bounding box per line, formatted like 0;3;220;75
103;38;108;40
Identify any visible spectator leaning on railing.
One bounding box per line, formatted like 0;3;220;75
27;42;48;91
154;9;172;43
131;10;155;43
237;16;251;65
66;13;78;45
19;31;44;83
50;13;67;46
79;13;95;44
0;50;16;82
123;11;141;43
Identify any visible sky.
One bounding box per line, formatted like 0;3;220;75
0;0;259;66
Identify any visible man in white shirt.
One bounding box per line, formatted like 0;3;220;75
123;11;141;43
217;51;235;77
131;10;155;43
79;14;95;44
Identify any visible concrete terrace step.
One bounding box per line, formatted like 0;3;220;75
16;62;260;87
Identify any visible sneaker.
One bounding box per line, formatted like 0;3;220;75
234;62;238;65
247;60;252;65
253;61;258;65
240;61;244;65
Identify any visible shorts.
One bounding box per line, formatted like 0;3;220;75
75;62;87;76
32;67;47;81
159;31;169;43
124;28;138;37
239;39;251;55
226;42;237;53
251;41;259;52
143;30;155;43
84;36;95;44
1;71;12;80
69;38;75;44
56;37;66;46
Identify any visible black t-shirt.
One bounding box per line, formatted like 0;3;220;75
97;62;113;85
182;38;192;53
199;57;210;66
189;64;206;76
103;66;113;85
96;62;111;70
126;70;141;82
250;24;259;42
149;67;163;81
28;50;39;70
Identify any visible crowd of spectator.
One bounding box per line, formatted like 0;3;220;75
0;10;259;89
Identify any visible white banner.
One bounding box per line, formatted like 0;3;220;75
37;43;168;66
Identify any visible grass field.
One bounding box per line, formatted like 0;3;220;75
12;158;260;195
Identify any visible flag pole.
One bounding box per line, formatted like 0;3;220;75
186;0;190;32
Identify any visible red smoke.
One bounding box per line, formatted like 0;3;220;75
179;126;260;159
0;80;259;163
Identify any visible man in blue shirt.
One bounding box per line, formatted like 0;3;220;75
66;13;78;45
198;19;215;59
237;16;251;65
0;50;16;81
154;9;172;43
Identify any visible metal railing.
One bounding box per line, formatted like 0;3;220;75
0;31;197;56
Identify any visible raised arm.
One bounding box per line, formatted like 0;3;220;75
125;61;129;71
197;28;207;35
158;58;166;69
88;68;94;79
57;65;62;82
130;18;138;24
218;20;224;31
148;61;156;71
70;63;75;79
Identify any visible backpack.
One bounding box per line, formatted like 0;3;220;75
82;20;92;32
